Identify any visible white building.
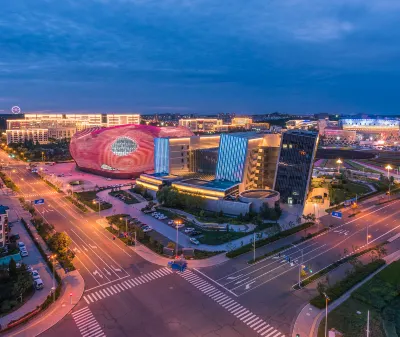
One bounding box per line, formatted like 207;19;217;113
6;113;141;144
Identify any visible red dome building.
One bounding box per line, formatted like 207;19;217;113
70;124;193;178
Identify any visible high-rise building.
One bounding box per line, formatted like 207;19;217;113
274;130;319;205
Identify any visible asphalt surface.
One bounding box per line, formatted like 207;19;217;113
2;153;399;337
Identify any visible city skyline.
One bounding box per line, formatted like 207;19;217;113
1;1;400;115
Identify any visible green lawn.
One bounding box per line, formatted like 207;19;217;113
74;191;112;211
318;260;400;337
109;190;140;204
330;181;371;205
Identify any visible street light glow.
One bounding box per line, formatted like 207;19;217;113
336;158;342;164
385;164;392;170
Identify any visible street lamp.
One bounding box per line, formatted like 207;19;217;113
50;254;57;303
323;292;330;337
174;219;180;258
120;217;128;240
92;200;100;216
385;164;392;198
336;158;342;174
292;243;304;289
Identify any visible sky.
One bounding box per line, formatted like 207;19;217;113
1;0;400;115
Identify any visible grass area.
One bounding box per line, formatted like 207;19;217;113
296;244;387;289
318;260;400;337
109;190;140;204
65;196;88;213
330;181;371;205
193;250;224;259
346;160;381;173
226;222;315;258
0;172;19;192
74;191;112;211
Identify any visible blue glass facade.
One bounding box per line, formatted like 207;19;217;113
154;138;170;174
274;131;318;205
215;134;248;182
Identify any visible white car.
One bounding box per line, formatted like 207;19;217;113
18;242;26;249
151;212;158;217
26;265;34;273
184;228;195;233
158;216;167;220
142;226;153;233
175;223;185;229
20;249;29;257
34;279;44;290
31;270;41;280
168;220;175;225
189;238;200;245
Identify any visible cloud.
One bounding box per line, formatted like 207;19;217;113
293;20;354;42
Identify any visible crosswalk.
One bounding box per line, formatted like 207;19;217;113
180;270;285;337
71;306;105;337
333;229;350;235
83;267;173;304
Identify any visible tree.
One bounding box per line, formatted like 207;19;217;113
8;259;17;278
316;281;327;296
12;273;32;300
49;232;71;255
375;245;388;259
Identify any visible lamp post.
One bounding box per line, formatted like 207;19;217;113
93;200;100;217
292;243;304;289
51;254;57;303
175;220;180;258
336;158;342;174
120;217;128;241
385;164;392;198
323;292;330;337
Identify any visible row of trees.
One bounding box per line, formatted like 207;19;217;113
157;186;205;211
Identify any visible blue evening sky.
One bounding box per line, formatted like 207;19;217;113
1;0;400;115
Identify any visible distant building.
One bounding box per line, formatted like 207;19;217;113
339;118;400;141
0;205;10;248
323;128;357;146
274;130;319;205
178;118;223;132
6;113;141;144
286;119;318;130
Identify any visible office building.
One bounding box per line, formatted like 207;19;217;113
178;118;223;132
274;130;319;205
0;205;10;248
6;113;141;144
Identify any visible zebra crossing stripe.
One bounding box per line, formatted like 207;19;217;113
72;307;105;337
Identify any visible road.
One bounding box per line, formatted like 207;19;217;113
2;154;284;337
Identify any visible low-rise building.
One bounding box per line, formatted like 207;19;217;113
0;205;10;248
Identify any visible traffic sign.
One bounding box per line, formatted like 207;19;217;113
33;198;45;205
331;211;342;219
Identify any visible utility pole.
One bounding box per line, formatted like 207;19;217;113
366;310;370;337
253;233;256;262
323;292;330;337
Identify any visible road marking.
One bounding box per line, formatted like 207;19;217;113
103;268;111;276
83;268;173;304
226;274;243;280
180;270;285;337
110;265;122;272
72;307;105;337
245;281;255;290
92;270;103;279
234;277;249;285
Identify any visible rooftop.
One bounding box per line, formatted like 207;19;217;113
0;205;10;214
175;179;239;191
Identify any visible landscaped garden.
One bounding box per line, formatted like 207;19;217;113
73;191;112;211
318;259;400;337
109;190;140;204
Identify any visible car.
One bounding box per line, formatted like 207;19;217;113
175;223;185;229
168;220;175;225
34;279;44;290
9;234;20;242
26;265;34;273
138;223;148;228
142;226;153;233
159;216;167;220
151;212;158;217
31;270;41;280
20;249;29;257
189;238;200;245
17;241;26;249
184;228;195;233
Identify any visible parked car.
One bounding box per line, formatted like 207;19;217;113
20;249;29;257
189;231;202;237
184;228;195;233
34;279;44;290
9;234;20;242
175;223;185;229
17;242;26;249
168;220;175;225
26;265;34;273
31;270;41;280
142;226;153;233
189;238;200;245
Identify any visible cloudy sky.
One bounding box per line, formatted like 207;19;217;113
1;0;400;115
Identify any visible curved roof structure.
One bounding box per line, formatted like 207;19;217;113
70;124;193;178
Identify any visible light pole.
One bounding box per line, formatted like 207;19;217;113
93;200;100;217
336;158;342;174
323;292;330;337
51;254;57;303
385;164;392;198
175;220;180;258
292;243;304;289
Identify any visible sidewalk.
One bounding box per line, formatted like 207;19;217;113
291;249;400;337
3;270;85;337
0;195;85;336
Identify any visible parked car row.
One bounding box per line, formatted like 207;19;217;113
125;216;153;233
151;212;167;220
18;241;29;257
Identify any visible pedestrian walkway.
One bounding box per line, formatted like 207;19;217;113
83;267;173;305
22;191;59;198
181;269;285;337
71;306;105;337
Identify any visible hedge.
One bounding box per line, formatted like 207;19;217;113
66;196;88;213
310;259;385;309
226;222;315;258
248;227;329;264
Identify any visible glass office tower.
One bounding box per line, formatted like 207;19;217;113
274;130;318;205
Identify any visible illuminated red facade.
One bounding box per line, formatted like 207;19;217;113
70;124;193;178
